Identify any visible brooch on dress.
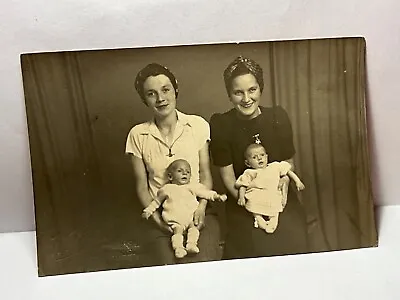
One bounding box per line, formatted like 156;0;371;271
253;134;262;144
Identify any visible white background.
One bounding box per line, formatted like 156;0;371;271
0;0;399;298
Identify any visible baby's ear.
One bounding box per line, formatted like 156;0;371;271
244;160;251;167
167;173;173;181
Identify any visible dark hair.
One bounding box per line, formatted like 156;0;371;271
134;63;179;101
223;56;264;95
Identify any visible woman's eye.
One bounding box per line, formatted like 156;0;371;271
249;87;257;93
233;91;242;96
162;88;170;93
146;91;155;97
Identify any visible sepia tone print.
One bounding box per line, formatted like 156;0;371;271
20;37;377;276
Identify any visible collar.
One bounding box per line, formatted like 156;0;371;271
138;110;192;136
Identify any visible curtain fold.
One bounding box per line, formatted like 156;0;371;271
268;38;375;251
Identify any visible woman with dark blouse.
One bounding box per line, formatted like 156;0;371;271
210;56;308;259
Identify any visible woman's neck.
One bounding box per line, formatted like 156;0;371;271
155;111;178;136
236;107;262;120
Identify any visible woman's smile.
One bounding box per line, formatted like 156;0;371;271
156;103;169;110
240;101;255;109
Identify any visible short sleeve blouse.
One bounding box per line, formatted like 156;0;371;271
125;110;210;199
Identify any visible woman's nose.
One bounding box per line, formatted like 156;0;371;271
243;93;251;102
156;94;165;102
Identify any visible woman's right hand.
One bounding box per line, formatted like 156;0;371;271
151;213;173;234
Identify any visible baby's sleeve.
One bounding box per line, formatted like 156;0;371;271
234;170;255;188
189;183;217;201
279;161;292;176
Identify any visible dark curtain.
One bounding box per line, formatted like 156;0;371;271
21;37;376;276
267;38;375;251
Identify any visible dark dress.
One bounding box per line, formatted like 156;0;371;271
210;105;308;259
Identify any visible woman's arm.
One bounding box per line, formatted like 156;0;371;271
219;164;238;199
285;158;295;171
194;142;213;229
130;155;172;233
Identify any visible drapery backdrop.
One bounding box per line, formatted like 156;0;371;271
21;37;376;276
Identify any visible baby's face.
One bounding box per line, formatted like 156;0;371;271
245;147;268;169
169;161;191;185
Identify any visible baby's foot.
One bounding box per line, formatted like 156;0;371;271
186;243;200;254
255;217;268;231
174;247;187;259
265;216;279;233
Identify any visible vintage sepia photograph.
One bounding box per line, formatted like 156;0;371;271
20;37;377;276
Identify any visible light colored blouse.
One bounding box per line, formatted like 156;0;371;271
125;110;210;200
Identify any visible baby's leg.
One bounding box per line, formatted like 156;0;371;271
170;223;187;259
265;213;280;233
253;214;269;231
186;222;200;254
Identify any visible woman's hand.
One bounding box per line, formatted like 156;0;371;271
151;213;173;234
278;175;290;191
193;204;206;230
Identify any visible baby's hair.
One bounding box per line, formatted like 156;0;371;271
166;159;191;174
245;143;267;158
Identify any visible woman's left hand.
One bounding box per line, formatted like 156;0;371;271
194;206;206;230
278;175;290;191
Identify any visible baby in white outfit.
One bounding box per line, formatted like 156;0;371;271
142;159;227;258
235;143;305;233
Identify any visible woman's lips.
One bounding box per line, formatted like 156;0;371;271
241;102;254;108
156;104;169;109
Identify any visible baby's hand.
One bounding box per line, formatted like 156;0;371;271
142;209;153;219
216;194;227;202
237;197;246;206
296;182;305;191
